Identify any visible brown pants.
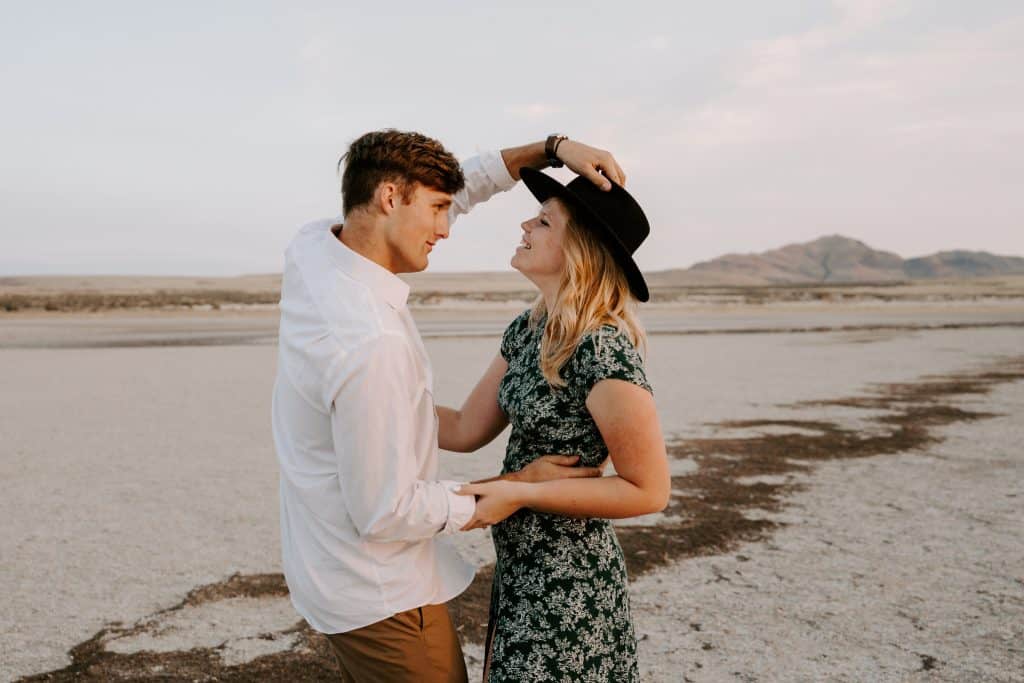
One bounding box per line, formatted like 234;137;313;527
326;603;468;683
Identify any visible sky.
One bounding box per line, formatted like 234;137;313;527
2;0;1022;276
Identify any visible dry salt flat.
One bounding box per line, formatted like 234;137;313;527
631;380;1024;682
0;308;1022;681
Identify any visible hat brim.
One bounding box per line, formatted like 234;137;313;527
520;168;650;302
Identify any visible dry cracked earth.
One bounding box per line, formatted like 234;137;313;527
19;355;1024;682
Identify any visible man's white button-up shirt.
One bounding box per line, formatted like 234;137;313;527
272;150;516;634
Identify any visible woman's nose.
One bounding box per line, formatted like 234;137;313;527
521;218;533;232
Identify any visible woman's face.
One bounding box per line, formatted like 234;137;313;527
511;198;568;282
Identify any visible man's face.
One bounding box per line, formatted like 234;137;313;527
384;183;452;273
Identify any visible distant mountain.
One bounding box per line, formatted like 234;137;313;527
903;250;1024;279
650;236;1024;287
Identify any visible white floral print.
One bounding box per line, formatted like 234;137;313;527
486;310;652;682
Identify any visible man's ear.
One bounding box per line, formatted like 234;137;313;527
376;182;399;215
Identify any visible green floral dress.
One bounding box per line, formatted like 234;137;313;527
486;309;652;683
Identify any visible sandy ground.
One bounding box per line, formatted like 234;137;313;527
0;275;286;296
631;382;1024;682
0;271;532;296
5;274;1024;315
2;299;1024;350
1;305;1023;681
4;273;1024;297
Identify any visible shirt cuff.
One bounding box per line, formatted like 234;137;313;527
440;480;476;534
477;149;517;192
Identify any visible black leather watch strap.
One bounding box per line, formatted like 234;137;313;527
545;134;567;168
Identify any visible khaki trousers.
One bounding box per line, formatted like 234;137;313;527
326;603;468;683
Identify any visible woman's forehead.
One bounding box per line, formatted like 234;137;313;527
541;197;569;218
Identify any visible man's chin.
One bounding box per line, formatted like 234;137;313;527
393;259;429;275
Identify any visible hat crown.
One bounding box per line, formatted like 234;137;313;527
563;176;650;254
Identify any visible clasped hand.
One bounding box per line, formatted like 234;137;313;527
457;454;607;531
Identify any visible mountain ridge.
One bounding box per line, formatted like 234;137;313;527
648;235;1024;287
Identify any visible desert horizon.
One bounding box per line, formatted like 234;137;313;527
4;272;1024;316
5;232;1024;302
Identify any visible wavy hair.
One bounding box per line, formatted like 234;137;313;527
339;129;465;216
530;199;647;388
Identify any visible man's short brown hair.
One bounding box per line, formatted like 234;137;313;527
339;130;465;216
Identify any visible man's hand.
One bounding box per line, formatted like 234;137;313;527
457;480;530;531
511;454;605;483
556;140;626;191
500;140;626;191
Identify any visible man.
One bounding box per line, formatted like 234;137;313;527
272;130;625;681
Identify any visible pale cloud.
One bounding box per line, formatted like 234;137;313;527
671;3;1024;152
672;107;766;148
833;0;904;26
299;35;330;62
644;35;671;53
505;103;567;121
625;1;1024;269
3;2;1022;275
738;0;908;88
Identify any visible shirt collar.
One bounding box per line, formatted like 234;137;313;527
324;223;410;309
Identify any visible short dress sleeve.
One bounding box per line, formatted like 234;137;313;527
500;309;533;362
570;325;652;397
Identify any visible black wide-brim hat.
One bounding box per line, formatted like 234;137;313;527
519;167;650;302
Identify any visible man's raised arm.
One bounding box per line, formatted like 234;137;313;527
500;137;626;190
450;137;627;223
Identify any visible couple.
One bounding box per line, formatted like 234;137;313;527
272;130;669;682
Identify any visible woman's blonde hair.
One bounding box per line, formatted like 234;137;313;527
530;199;647;388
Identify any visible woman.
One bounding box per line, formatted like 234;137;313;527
438;168;669;682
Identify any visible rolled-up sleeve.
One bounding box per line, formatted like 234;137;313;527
330;334;475;542
449;149;517;224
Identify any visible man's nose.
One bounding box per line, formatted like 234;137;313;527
436;216;451;239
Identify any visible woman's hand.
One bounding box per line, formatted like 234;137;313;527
512;454;606;483
457;480;532;531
